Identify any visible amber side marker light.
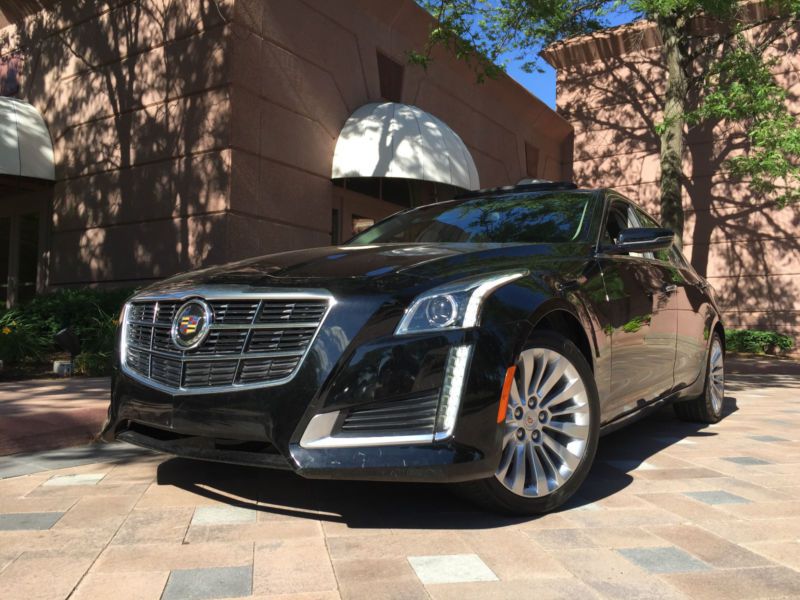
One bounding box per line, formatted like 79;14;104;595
497;365;517;423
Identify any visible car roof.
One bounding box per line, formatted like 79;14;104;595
454;181;593;199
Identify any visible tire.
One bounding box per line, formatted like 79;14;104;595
674;332;725;424
455;331;600;515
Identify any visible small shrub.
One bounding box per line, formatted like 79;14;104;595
725;329;794;354
0;287;133;369
0;310;51;365
79;309;120;355
73;351;113;377
18;287;131;346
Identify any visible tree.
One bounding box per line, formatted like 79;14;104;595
411;0;800;242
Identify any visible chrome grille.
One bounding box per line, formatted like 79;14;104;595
248;329;315;352
183;359;239;387
238;357;300;383
210;301;259;324
258;300;328;323
122;295;331;392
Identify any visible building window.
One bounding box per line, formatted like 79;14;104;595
525;142;540;178
0;53;22;97
352;215;375;235
377;51;404;103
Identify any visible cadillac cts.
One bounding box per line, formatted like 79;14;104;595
101;182;725;514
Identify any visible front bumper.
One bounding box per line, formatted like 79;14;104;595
102;325;517;483
112;423;491;483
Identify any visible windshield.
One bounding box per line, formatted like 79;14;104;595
347;191;595;245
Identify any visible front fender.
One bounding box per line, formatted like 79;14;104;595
483;277;597;359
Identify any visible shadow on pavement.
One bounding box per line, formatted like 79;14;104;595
155;394;738;529
727;355;800;377
565;395;736;510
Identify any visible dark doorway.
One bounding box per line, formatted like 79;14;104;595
0;175;50;307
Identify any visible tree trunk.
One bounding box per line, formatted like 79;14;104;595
656;14;688;244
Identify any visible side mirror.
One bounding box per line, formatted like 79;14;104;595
609;227;674;254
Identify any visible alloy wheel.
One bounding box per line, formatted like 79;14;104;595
495;347;591;498
709;338;724;413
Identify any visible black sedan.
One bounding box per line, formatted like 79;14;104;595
102;181;725;514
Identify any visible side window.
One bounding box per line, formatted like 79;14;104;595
602;200;636;246
601;208;622;246
634;207;671;262
603;198;646;257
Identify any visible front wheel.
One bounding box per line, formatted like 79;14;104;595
456;331;600;515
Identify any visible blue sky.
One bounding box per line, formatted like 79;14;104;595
503;9;637;107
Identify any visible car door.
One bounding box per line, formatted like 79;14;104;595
594;196;678;419
669;248;713;389
631;206;711;390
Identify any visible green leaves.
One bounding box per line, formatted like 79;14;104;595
725;329;795;353
405;49;432;70
415;0;800;210
415;0;623;81
0;311;49;365
0;287;133;366
688;32;800;207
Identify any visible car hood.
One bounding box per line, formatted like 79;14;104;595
139;243;588;295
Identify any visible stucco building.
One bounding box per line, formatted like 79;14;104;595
2;1;795;344
543;16;800;342
0;0;572;305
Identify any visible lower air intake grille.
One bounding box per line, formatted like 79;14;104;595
339;390;440;436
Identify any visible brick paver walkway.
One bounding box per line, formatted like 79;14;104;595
1;372;799;599
0;378;109;456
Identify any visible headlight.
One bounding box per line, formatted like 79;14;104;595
395;270;528;335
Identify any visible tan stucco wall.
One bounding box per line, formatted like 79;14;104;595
1;1;235;286
0;0;574;288
544;19;800;340
223;0;574;261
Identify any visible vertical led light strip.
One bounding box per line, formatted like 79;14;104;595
435;344;473;442
119;302;131;368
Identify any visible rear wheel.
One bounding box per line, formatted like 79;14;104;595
456;331;600;515
674;333;725;424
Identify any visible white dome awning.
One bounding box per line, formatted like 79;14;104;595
332;102;479;190
0;97;55;181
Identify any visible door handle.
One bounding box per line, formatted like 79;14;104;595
662;284;677;294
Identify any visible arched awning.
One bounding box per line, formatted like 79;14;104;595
332;102;480;191
0;97;55;181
